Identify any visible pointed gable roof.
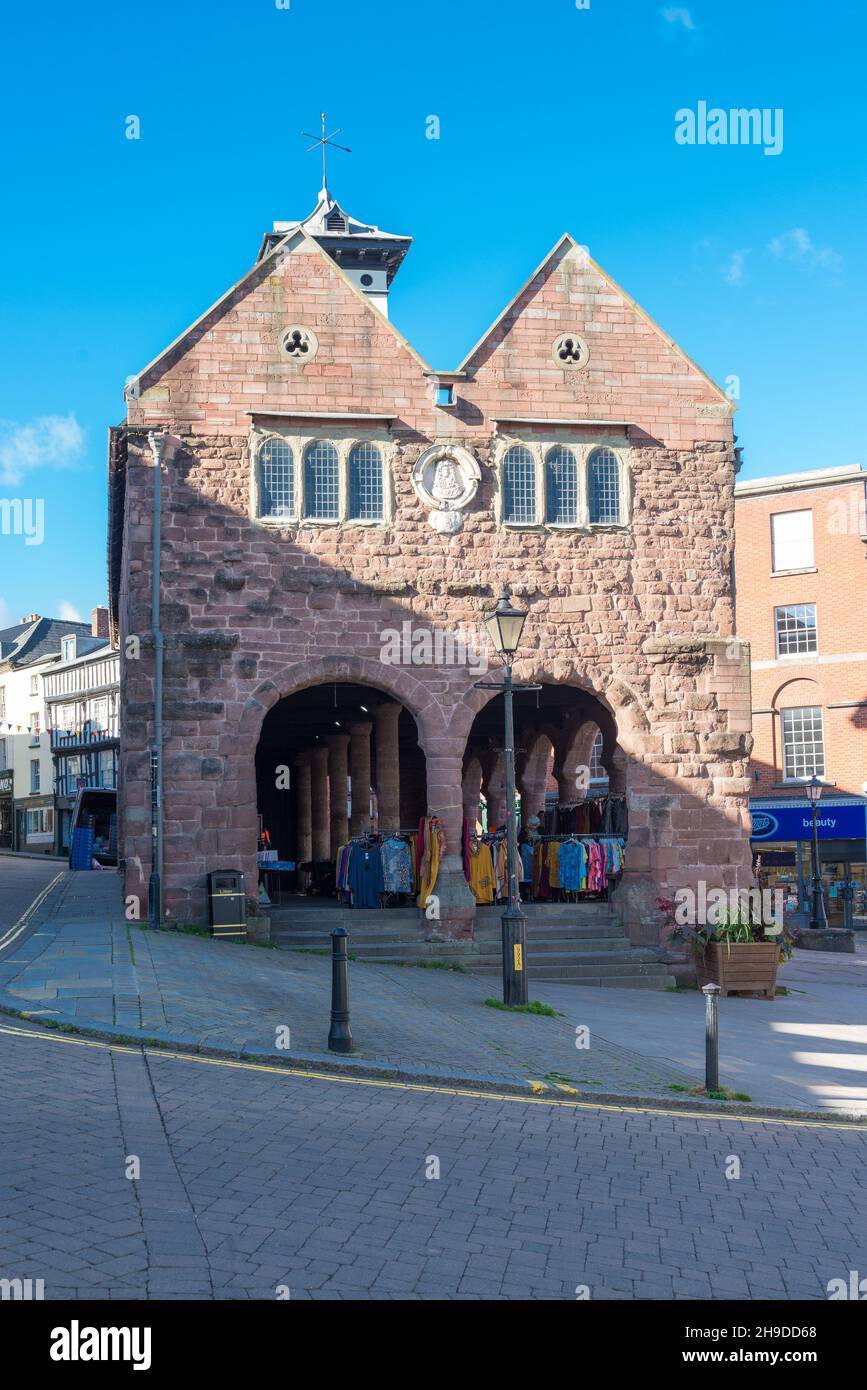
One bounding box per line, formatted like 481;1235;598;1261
456;233;733;406
129;225;430;398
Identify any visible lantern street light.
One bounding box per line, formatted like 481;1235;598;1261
476;588;540;1006
804;775;834;929
776;775;836;929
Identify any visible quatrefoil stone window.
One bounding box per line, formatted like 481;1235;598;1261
552;332;589;369
279;324;318;361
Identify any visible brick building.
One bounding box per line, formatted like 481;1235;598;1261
108;182;753;944
734;464;867;923
733;467;867;922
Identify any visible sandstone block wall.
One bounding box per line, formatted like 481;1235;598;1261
115;229;753;939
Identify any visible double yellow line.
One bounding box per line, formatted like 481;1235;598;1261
1;1020;863;1132
0;871;64;956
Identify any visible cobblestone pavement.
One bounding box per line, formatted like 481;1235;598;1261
1;1019;865;1300
0;873;700;1100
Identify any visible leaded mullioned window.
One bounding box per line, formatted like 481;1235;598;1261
304;441;340;521
259;438;295;519
348;443;384;521
588;447;621;524
545;446;579;525
503;445;537;524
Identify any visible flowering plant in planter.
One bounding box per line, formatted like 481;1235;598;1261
657;896;795;1000
657;898;794;963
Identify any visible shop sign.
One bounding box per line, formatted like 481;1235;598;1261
751;803;867;842
0;770;12;796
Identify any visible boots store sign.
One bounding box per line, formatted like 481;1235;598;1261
751;803;867;841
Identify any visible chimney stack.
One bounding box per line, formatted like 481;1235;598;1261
92;606;109;640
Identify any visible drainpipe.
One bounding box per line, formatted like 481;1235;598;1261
148;431;165;926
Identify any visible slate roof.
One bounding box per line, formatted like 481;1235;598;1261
0;617;94;670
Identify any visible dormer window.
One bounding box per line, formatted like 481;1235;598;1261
62;635;76;663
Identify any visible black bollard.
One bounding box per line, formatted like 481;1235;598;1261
702;983;721;1092
328;926;353;1054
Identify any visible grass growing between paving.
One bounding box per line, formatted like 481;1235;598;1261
669;1082;753;1103
484;998;557;1017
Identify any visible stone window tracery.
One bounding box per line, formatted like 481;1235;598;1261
499;440;629;530
251;430;392;527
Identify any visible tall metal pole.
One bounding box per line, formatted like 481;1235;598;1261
809;797;827;929
148;431;165;928
501;659;528;1006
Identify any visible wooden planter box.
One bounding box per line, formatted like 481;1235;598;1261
695;941;781;1000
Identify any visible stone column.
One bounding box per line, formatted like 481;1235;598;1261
518;739;552;826
373;702;402;834
484;751;507;829
462;757;483;831
348;721;373;836
293;752;312;868
326;732;350;851
309;745;330;861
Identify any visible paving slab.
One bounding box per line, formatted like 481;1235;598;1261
2;870;866;1115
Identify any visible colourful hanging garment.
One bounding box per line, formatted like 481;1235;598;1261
418;816;445;909
547;840;561;890
348;844;384;908
467;841;495;904
381;836;414;893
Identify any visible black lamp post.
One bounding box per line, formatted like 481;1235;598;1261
804;775;833;929
476;588;540;1006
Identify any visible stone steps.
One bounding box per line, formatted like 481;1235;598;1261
475;941;660;961
270;903;674;989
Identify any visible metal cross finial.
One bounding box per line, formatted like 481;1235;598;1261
302;112;351;194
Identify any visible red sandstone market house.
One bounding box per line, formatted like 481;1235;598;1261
107;183;753;977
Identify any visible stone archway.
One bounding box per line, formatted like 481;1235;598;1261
255;682;428;873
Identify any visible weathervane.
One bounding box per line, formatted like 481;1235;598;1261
302;112;351;194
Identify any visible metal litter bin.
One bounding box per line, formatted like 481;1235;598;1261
207;869;246;939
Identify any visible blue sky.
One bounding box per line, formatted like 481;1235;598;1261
0;0;863;626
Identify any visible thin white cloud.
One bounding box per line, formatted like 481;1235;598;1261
768;227;842;273
57;600;83;622
722;249;752;287
661;6;696;29
0;414;85;487
0;598;13;629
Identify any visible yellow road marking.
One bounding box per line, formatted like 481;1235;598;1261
0;872;64;953
1;1020;864;1132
